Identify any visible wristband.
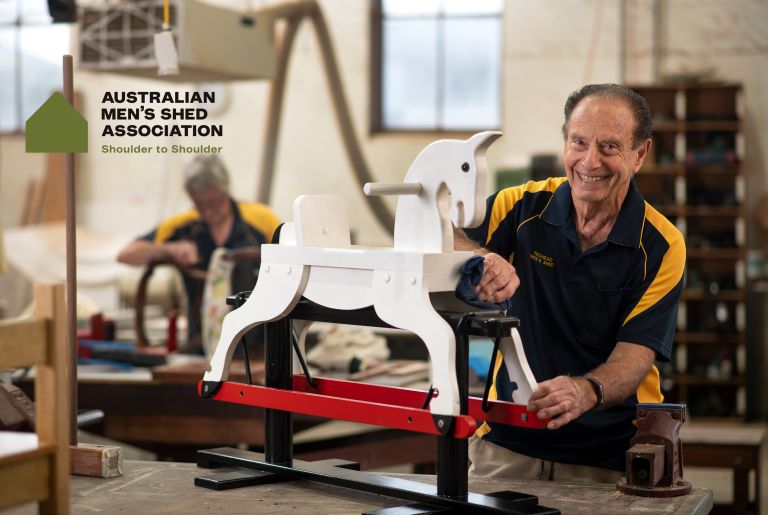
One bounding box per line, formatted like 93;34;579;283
585;376;605;411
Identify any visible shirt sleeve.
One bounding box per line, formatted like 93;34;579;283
617;229;686;361
139;229;157;242
240;203;281;243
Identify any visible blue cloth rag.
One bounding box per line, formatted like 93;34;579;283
455;255;513;311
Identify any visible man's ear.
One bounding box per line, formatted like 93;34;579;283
633;138;652;173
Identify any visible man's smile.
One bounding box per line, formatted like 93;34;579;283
576;172;609;183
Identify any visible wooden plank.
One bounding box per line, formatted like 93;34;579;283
104;413;266;445
0;445;53;466
682;423;766;445
295;432;436;470
26;177;47;225
17;179;36;226
0;319;47;369
0;221;5;275
0;452;49;510
71;443;122;478
152;359;265;385
34;283;70;515
40;153;67;223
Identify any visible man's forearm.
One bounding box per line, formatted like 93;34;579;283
117;240;167;266
453;226;487;254
580;341;656;408
528;341;656;429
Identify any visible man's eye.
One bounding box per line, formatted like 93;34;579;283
573;139;584;146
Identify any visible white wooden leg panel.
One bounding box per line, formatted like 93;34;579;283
373;270;459;417
204;262;308;383
499;328;538;405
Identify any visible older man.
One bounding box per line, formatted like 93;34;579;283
456;84;685;483
118;155;280;343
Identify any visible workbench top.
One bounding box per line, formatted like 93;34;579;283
5;459;712;514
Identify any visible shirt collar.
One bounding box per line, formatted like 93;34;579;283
540;179;646;249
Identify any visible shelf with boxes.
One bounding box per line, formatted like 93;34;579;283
632;82;747;419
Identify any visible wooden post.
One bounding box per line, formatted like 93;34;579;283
35;283;70;514
61;54;123;477
62;54;78;446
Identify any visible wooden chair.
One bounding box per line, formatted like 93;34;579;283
0;283;69;514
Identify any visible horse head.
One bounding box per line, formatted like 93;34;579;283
408;131;502;229
446;131;502;228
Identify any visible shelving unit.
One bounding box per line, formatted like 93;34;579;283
632;83;747;419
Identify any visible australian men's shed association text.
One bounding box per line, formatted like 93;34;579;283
100;90;223;138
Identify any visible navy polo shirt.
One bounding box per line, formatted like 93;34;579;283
465;177;685;471
141;198;280;339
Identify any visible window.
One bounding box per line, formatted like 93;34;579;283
0;0;71;133
372;0;503;132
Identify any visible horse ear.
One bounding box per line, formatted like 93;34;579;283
467;131;503;153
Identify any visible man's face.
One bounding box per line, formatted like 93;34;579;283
189;186;231;227
563;96;650;208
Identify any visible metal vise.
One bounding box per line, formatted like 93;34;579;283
616;403;692;497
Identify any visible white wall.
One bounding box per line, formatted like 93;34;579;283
1;0;766;249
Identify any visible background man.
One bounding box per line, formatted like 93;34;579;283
118;155;280;345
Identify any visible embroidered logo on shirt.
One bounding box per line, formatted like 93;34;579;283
530;250;555;269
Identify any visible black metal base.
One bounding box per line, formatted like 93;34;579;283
196;447;558;514
196;458;360;490
362;490;549;515
364;503;463;514
195;468;289;490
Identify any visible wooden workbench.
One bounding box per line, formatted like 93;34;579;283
4;460;712;514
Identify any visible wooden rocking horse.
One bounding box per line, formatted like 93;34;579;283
201;131;537;420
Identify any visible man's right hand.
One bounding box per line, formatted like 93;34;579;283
163;241;199;266
475;253;520;303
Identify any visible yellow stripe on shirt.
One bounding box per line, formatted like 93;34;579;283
239;203;281;243
154;209;200;243
487;178;567;244
475;348;506;438
636;364;664;403
623;203;686;326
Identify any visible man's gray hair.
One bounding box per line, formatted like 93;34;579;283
183;155;230;194
562;83;653;148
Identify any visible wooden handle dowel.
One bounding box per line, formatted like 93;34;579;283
363;182;423;196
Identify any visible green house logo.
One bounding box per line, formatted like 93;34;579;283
26;92;88;153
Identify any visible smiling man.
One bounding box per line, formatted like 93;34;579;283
455;84;686;483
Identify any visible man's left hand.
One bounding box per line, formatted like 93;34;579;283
527;376;596;430
475;253;520;303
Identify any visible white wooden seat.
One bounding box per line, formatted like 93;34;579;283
0;283;69;514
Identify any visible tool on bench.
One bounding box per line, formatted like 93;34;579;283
616;403;692;497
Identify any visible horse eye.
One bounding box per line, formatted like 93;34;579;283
461;162;470;172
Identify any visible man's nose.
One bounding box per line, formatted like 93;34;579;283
582;144;601;170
